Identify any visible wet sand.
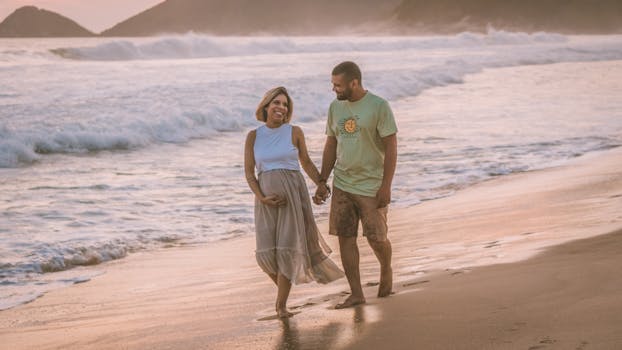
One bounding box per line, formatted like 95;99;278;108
1;147;621;349
346;228;622;350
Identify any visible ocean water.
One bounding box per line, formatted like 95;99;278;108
1;31;622;310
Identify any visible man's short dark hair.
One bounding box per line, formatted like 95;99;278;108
332;61;362;84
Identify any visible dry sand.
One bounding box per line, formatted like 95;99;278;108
1;147;621;349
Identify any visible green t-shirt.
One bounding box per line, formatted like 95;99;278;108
326;91;397;197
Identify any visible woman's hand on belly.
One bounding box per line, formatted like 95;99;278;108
260;194;287;207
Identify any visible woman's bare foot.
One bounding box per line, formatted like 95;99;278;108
276;307;294;318
335;295;366;309
378;266;393;297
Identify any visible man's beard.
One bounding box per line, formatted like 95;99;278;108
336;87;352;101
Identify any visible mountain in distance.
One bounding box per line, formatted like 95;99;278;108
2;0;621;38
0;6;94;37
394;0;622;34
101;0;401;36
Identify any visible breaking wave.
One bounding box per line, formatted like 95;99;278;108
50;30;567;61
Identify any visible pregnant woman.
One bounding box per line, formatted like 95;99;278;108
244;86;344;318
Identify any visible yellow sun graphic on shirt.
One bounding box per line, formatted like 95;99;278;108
339;116;360;136
344;118;357;133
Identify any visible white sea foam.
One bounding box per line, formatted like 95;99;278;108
0;109;247;167
48;30;567;61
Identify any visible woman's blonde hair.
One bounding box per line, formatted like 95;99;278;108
255;86;293;123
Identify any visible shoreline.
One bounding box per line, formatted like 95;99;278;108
1;142;618;313
1;144;621;349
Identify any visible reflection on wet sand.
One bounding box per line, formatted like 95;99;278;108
274;304;377;349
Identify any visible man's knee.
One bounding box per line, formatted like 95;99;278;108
339;236;358;249
367;236;390;250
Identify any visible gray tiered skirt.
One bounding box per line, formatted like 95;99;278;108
255;169;344;285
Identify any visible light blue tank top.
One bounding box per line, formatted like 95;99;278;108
254;124;300;174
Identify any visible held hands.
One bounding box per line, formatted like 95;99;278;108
260;195;286;207
313;184;331;205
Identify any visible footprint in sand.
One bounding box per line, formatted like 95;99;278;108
290;302;316;310
485;241;500;248
540;337;556;345
402;280;430;287
446;269;470;276
528;337;556;350
399;270;427;277
256;311;301;321
505;321;526;332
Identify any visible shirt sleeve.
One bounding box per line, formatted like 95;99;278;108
377;100;398;137
326;102;336;136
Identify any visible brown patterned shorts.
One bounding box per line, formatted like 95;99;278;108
329;186;388;242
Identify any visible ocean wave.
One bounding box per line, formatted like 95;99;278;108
0;233;187;278
49;30;567;61
3;33;622;168
0;233;183;310
392;135;622;210
0;111;246;168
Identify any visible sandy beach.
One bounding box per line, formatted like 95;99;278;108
345;228;622;350
1;145;621;349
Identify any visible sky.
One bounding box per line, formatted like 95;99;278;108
0;0;164;32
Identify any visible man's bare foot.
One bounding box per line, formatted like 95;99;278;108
277;307;294;318
378;266;393;297
335;295;366;309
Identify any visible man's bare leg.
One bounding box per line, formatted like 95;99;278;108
368;237;393;297
335;236;366;309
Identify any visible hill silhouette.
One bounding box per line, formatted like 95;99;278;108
2;1;621;37
0;6;94;37
101;0;401;36
394;0;622;34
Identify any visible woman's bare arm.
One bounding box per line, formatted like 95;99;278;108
293;126;321;185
